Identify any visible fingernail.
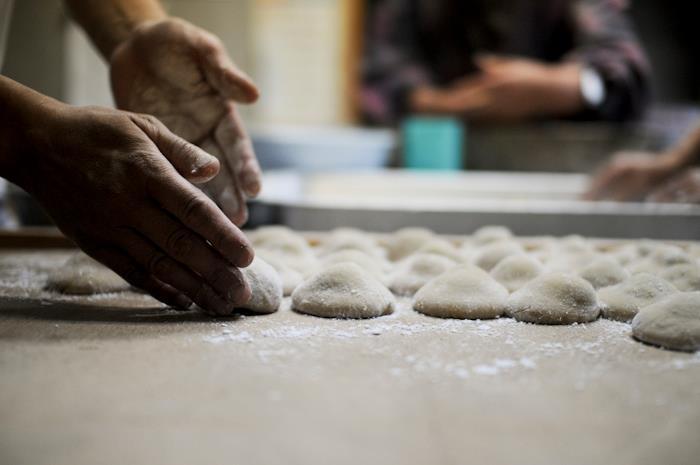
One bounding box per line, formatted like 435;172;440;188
174;294;193;310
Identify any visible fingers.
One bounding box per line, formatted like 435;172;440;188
135;204;250;305
215;103;262;198
131;113;221;184
147;164;254;268
197;32;259;104
116;231;246;315
87;246;193;310
583;165;622;200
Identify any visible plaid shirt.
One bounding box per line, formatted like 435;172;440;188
361;0;651;125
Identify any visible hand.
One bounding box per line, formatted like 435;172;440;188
411;56;583;122
21;104;254;315
584;151;677;201
647;168;700;204
110;18;261;225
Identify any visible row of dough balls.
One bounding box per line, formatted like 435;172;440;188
248;226;700;352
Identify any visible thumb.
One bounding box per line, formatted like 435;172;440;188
197;33;259;104
131;114;220;184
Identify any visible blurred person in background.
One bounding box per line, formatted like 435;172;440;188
361;0;650;126
0;0;261;315
585;125;700;203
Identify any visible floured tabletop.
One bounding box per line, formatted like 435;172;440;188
0;241;699;465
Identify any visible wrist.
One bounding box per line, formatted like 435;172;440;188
541;62;585;116
0;77;69;189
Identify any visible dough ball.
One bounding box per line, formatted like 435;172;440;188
319;229;385;259
598;273;677;322
610;243;639;267
255;251;303;296
648;244;694;267
578;257;630;290
471;225;513;245
557;235;594;254
490;254;544;292
507;272;600;324
384;227;434;261
292;262;395;319
320;249;390;283
238;257;283;314
659;264;700;292
250;226;317;273
45;253;129;295
414;238;463;262
389;253;456;296
413;265;509;319
473;240;524;272
544;251;601;273
632;292;700;352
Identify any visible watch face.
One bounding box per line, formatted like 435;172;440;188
581;67;605;108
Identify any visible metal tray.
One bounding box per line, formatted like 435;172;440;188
252;169;700;240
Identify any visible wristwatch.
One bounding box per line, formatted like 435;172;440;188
579;66;606;109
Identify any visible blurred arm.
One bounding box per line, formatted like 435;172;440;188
565;0;651;121
64;0;167;59
360;0;432;125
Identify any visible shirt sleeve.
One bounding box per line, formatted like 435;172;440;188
360;0;433;125
565;0;652;121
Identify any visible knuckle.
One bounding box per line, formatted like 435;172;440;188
166;228;196;258
181;194;209;226
147;253;170;276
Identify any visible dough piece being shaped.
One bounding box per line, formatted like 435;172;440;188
292;262;394;319
578;257;630;290
598;273;677;322
490;254;544;292
472;225;513;245
507;272;600;324
413;265;509;319
659;264;700;292
238;257;283;314
45;253;129;295
389;253;456;296
473;240;524;272
632;292;700;352
320;249;390;283
384;227;434;261
256;251;303;296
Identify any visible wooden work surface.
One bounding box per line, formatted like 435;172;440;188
0;247;699;465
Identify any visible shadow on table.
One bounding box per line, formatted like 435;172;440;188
0;296;267;341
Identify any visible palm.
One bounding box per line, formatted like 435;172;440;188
110;19;260;225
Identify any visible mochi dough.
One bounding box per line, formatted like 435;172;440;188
384;227;434;261
45;253;129;295
413;265;509;319
632;292;700;352
598;273;678;322
659;264;700;292
471;225;513;245
507;272;600;324
577;257;630;290
254;251;302;296
238;257;283;314
490;254;544;292
292;262;395;319
389;253;456;296
473;240;524;272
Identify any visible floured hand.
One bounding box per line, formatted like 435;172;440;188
110;18;261;225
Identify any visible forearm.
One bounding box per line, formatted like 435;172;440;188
64;0;167;59
664;126;700;169
0;75;64;187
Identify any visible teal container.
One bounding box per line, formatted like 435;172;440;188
402;117;464;170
